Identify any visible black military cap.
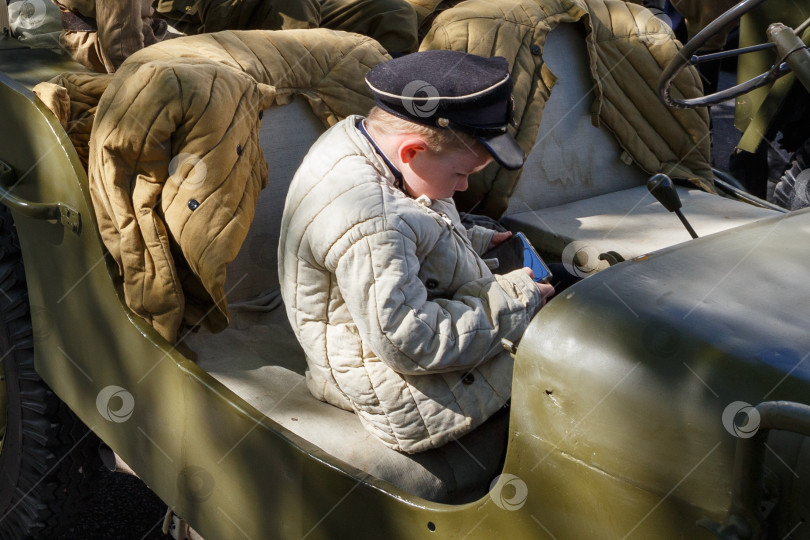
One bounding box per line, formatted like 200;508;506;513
365;50;524;170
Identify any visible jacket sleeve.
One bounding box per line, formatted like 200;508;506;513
94;0;145;72
466;224;495;255
334;228;543;375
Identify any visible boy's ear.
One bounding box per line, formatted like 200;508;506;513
398;138;428;164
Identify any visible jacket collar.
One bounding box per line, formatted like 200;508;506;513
355;118;406;193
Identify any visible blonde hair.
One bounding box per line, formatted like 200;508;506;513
365;106;483;155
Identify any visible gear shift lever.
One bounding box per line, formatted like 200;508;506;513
647;174;699;239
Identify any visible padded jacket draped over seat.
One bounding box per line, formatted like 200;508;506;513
421;0;713;217
87;29;388;342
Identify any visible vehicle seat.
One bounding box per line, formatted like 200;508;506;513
188;97;508;504
503;23;777;267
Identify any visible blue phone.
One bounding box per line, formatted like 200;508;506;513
515;232;552;283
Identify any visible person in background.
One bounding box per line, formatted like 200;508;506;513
154;0;418;55
53;0;173;73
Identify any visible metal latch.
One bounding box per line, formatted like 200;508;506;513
58;204;81;234
0;159;82;235
501;338;518;356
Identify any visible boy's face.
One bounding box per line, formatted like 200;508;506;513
403;146;492;200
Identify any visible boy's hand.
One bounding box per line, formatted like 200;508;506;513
488;230;512;249
522;267;555;305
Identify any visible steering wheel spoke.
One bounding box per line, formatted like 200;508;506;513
657;0;800;108
689;42;776;66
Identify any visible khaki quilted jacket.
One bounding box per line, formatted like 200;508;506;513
279;117;544;453
88;29;388;342
53;0;165;73
421;0;714;217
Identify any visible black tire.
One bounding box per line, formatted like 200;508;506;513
772;139;810;211
0;206;102;538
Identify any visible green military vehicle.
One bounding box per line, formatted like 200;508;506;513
0;0;809;539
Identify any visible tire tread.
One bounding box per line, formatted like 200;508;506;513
0;207;102;539
773;139;810;210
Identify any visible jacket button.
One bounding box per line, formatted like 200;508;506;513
236;144;243;156
188;199;199;211
531;44;541;55
258;110;264;120
425;278;438;289
462;373;475;385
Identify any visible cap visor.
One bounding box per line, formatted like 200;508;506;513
478;132;524;170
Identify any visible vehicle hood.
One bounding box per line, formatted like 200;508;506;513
510;209;810;520
573;207;810;382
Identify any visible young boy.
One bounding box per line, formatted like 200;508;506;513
278;50;554;454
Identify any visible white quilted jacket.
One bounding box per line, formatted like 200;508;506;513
279;116;544;453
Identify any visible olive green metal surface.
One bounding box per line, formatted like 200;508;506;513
0;38;90;88
514;210;810;538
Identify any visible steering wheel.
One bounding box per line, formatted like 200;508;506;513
658;0;796;108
